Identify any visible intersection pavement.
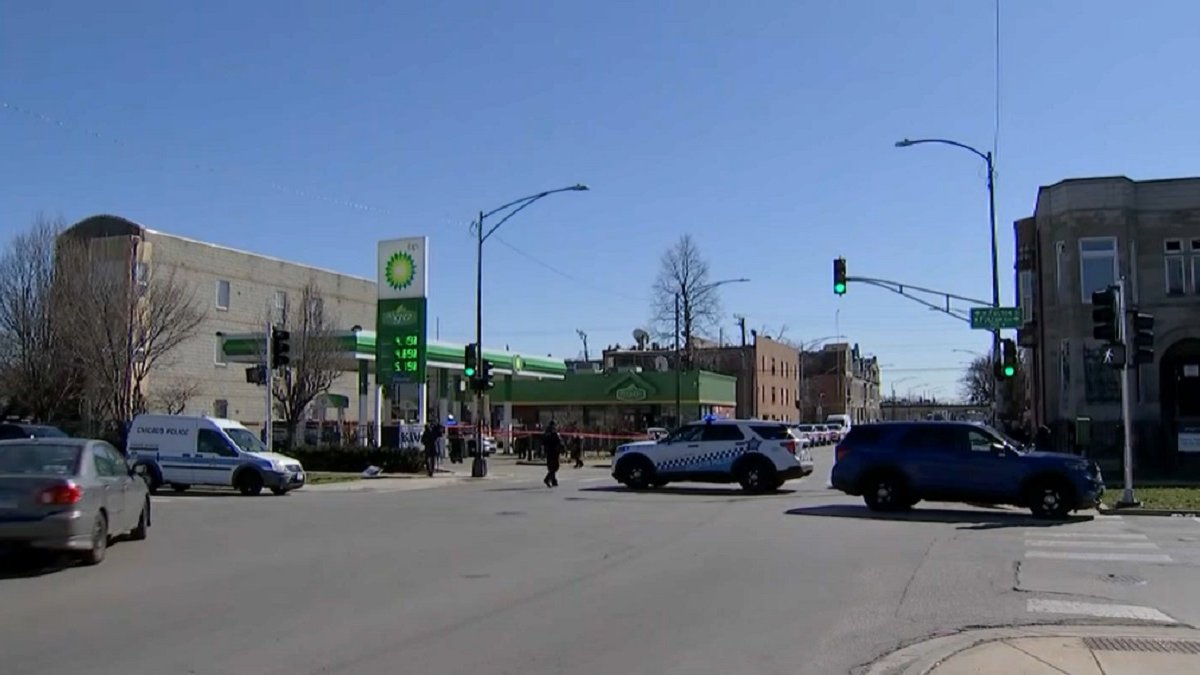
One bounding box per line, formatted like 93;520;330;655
2;450;1199;675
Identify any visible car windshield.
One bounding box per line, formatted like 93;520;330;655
27;426;69;438
0;443;81;475
224;428;269;455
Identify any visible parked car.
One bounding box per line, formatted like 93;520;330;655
0;423;69;441
791;424;819;446
127;415;305;495
0;438;150;564
830;421;1104;519
612;419;813;492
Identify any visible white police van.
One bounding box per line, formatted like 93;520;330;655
126;415;305;496
612;419;813;492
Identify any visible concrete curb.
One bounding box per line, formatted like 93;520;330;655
863;624;1200;675
1098;504;1200;517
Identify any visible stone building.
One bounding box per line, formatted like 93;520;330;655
1014;176;1200;478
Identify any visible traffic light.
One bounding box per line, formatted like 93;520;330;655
1132;313;1155;365
463;343;478;380
480;360;495;390
833;257;847;295
270;328;291;369
999;338;1017;379
1091;286;1119;344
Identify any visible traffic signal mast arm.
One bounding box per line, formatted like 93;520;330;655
837;274;993;323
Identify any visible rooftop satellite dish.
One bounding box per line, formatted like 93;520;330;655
633;328;650;349
654;355;669;372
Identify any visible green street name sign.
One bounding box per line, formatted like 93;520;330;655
969;307;1023;330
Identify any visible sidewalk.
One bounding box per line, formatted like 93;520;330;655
867;625;1200;675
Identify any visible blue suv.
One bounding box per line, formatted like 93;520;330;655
830;422;1104;519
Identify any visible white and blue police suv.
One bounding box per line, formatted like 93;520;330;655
612;419;813;492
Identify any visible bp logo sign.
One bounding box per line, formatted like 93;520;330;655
384;251;416;292
381;305;419;327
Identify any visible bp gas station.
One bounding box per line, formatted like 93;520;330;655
216;236;567;449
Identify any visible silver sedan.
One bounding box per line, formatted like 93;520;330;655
0;438;150;565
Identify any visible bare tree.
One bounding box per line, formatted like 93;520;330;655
0;215;81;422
55;237;205;437
150;379;201;415
273;281;342;448
959;355;993;406
650;234;720;366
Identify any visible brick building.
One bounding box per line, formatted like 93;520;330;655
798;343;881;424
602;334;800;422
1014;176;1200;478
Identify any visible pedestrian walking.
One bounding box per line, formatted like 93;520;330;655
421;423;440;476
571;434;584;469
543;420;563;488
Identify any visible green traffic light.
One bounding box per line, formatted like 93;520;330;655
834;283;846;295
1003;365;1015;377
464;366;476;377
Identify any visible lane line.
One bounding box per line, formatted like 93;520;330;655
1025;551;1172;563
1027;598;1175;623
1022;531;1147;539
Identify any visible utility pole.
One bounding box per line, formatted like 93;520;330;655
735;315;747;347
576;329;589;361
674;293;681;426
473;210;486;478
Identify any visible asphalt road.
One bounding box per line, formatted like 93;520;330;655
2;450;1198;675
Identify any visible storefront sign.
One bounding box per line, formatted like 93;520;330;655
615;384;648;402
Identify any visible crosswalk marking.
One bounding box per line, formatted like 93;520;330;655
1025;550;1173;563
1027;599;1175;623
1024;539;1159;549
1021;531;1147;539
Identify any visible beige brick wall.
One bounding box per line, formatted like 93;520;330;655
141;231;377;427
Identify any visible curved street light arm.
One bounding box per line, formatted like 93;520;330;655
896;137;989;164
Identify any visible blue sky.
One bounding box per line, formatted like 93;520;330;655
4;0;1199;402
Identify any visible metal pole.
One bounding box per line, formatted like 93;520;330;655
986;151;1002;427
1116;277;1139;507
264;319;273;452
472;210;487;477
674;292;681;425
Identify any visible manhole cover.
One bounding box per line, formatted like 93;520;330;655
1082;637;1200;654
1100;573;1147;585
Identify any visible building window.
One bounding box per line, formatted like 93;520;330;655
1165;239;1186;296
1019;269;1034;323
214;337;226;367
771;387;776;404
213;399;229;418
134;262;150;285
1079;237;1117;303
274;290;288;322
215;279;231;310
1054;241;1066;303
1193;257;1200;297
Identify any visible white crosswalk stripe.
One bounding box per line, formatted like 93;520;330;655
1025;550;1173;562
1026;599;1175;623
1024;539;1159;549
1021;531;1148;539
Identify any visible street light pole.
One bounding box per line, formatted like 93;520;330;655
896;137;1002;425
471;184;589;478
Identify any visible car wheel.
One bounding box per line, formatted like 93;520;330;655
862;472;907;512
618;457;655;490
237;471;264;496
737;458;777;493
82;513;108;566
1028;479;1072;520
130;499;149;541
270;487;288;496
170;483;189;492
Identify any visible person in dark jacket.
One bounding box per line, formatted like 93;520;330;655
571;434;584;469
543;421;563;488
421;423;441;476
